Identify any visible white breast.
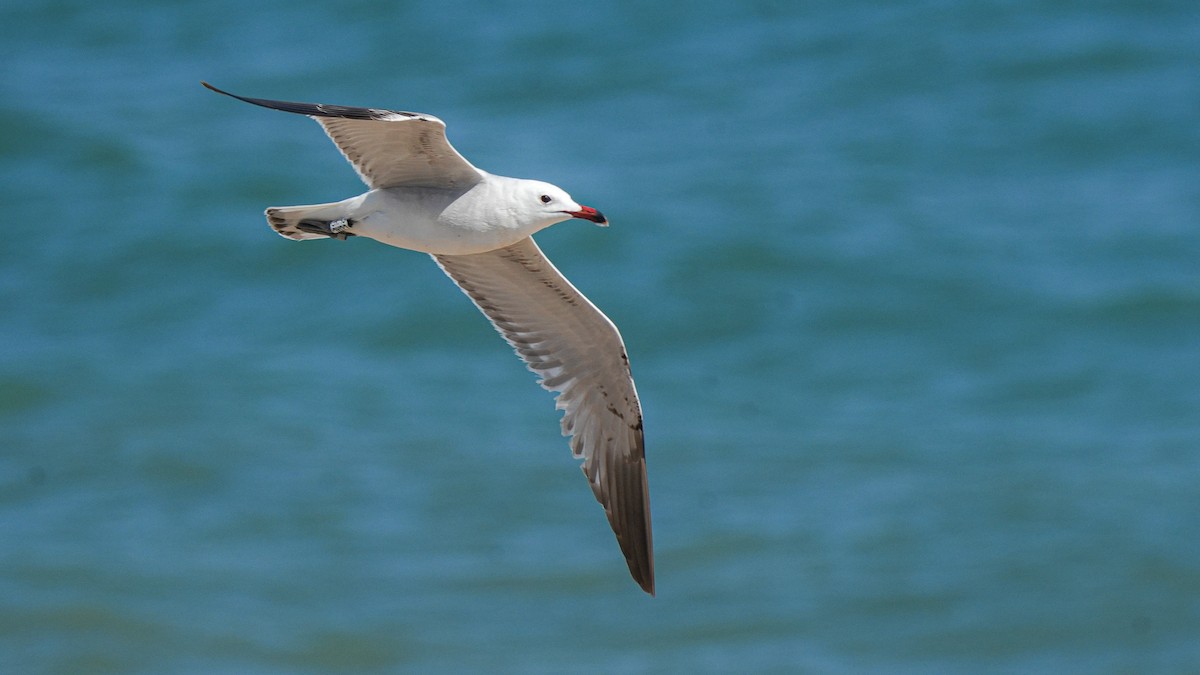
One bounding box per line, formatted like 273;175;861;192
347;185;546;256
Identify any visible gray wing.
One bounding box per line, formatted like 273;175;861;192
433;238;654;595
203;82;484;189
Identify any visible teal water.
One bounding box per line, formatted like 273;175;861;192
3;1;1199;672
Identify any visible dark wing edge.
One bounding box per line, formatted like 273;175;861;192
433;239;655;595
202;81;420;122
583;409;655;595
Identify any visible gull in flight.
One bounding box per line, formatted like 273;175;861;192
204;82;654;595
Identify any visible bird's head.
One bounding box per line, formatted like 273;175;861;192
517;180;608;229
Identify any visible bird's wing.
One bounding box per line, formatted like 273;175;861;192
433;237;654;595
203;82;484;190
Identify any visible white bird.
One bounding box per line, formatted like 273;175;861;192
204;82;654;595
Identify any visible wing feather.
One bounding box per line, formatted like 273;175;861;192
433;238;654;595
202;82;483;189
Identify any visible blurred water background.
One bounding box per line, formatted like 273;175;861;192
2;0;1199;672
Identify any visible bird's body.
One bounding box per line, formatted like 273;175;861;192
270;176;578;255
204;82;654;595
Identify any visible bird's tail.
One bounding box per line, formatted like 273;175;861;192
265;201;356;241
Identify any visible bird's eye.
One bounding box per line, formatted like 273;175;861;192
539;194;552;204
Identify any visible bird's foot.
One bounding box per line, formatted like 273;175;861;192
296;218;355;240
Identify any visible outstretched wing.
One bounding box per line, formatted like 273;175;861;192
203;82;484;189
434;237;654;595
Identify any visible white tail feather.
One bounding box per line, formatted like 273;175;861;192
265;202;353;241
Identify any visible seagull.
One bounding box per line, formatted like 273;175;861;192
203;82;654;595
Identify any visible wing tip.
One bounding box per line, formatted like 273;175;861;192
613;458;655;597
635;566;656;596
201;80;232;98
629;522;656;597
201;80;265;109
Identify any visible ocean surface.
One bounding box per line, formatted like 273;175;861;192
2;1;1198;672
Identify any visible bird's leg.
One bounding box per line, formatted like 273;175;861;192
296;218;356;240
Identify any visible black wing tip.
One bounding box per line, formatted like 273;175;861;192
636;568;656;596
201;80;414;122
614;460;655;596
627;528;655;596
202;81;321;117
590;464;655;596
201;80;285;111
201;81;245;102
